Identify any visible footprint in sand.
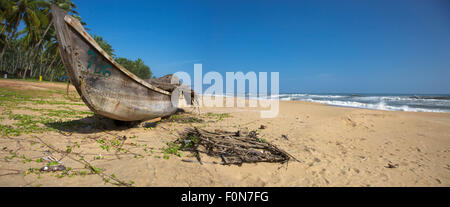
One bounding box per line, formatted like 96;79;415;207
344;116;357;127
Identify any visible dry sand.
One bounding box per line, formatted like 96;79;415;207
0;80;449;186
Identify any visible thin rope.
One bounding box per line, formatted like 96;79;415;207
65;80;79;102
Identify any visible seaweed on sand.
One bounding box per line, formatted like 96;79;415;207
163;114;204;124
176;127;299;165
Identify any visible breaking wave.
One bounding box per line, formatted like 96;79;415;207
272;93;450;113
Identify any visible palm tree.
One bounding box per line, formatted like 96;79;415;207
0;0;14;58
0;0;150;81
0;0;49;59
0;0;84;78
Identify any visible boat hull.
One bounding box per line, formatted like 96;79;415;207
51;5;177;121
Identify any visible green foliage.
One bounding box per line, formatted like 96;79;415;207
0;87;93;136
180;134;199;149
163;142;182;157
166;114;204;123
93;34;115;57
204;112;231;121
0;0;153;82
0;0;81;81
115;57;152;79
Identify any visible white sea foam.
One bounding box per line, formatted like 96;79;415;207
306;100;450;113
199;92;450;113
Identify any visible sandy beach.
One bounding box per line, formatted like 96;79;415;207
0;79;449;187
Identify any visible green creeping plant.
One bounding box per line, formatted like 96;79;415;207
87;49;112;77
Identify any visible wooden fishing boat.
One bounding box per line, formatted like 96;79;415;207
51;5;180;121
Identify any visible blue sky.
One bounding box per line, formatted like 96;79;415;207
72;0;450;94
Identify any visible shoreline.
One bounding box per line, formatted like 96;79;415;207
196;94;450;114
284;100;450;114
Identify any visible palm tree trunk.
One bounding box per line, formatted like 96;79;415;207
50;59;62;82
0;14;22;60
33;22;53;51
23;64;29;79
0;38;8;60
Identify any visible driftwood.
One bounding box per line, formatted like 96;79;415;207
177;127;298;165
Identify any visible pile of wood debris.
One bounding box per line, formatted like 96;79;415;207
176;127;298;165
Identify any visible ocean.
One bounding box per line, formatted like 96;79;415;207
271;93;450;113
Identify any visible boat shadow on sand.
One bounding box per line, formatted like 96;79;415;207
44;115;145;134
44;109;188;134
